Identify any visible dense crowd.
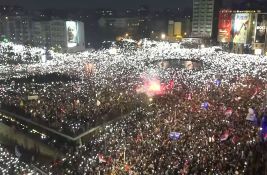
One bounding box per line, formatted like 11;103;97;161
47;76;267;174
0;40;267;174
0;144;39;175
1;76;136;136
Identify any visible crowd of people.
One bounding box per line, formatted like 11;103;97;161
1;75;136;136
0;144;39;175
0;39;267;174
47;76;267;174
0;42;44;65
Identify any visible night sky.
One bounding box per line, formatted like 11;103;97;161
0;0;263;10
0;0;193;9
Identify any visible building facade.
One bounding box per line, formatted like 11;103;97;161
192;0;222;39
0;16;85;53
192;0;215;38
0;15;32;44
216;10;267;55
168;19;191;41
98;17;141;40
253;13;267;55
168;21;182;41
32;20;85;52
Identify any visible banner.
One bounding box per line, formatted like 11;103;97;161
255;14;267;44
66;21;78;48
218;11;232;42
169;132;181;141
232;13;250;44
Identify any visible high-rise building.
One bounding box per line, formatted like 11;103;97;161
32;20;85;52
192;0;222;39
32;21;48;46
0;15;32;44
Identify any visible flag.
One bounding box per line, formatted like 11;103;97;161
246;108;257;122
181;160;189;175
231;135;239;144
136;133;143;143
169;132;181;141
168;80;174;90
215;79;221;86
251;87;259;99
261;115;267;141
124;164;130;172
106;156;113;165
98;154;106;163
220;130;230;141
264;133;267;142
187;93;192;100
60;107;66;113
201;102;209;110
224;108;233;116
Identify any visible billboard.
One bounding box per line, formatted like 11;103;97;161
255;14;267;44
218;11;232;42
66;21;78;48
232;13;250;44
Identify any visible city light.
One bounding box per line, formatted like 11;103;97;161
161;33;166;40
1;0;267;174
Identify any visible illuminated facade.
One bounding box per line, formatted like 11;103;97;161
32;20;85;53
217;10;266;55
217;10;232;43
254;13;267;55
168;21;182;41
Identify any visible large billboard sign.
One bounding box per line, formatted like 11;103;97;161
218;11;232;43
66;21;78;48
232;13;250;44
255;14;267;44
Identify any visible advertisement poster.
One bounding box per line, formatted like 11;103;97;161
66;21;78;48
255;14;267;43
218;11;232;43
232;13;250;44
